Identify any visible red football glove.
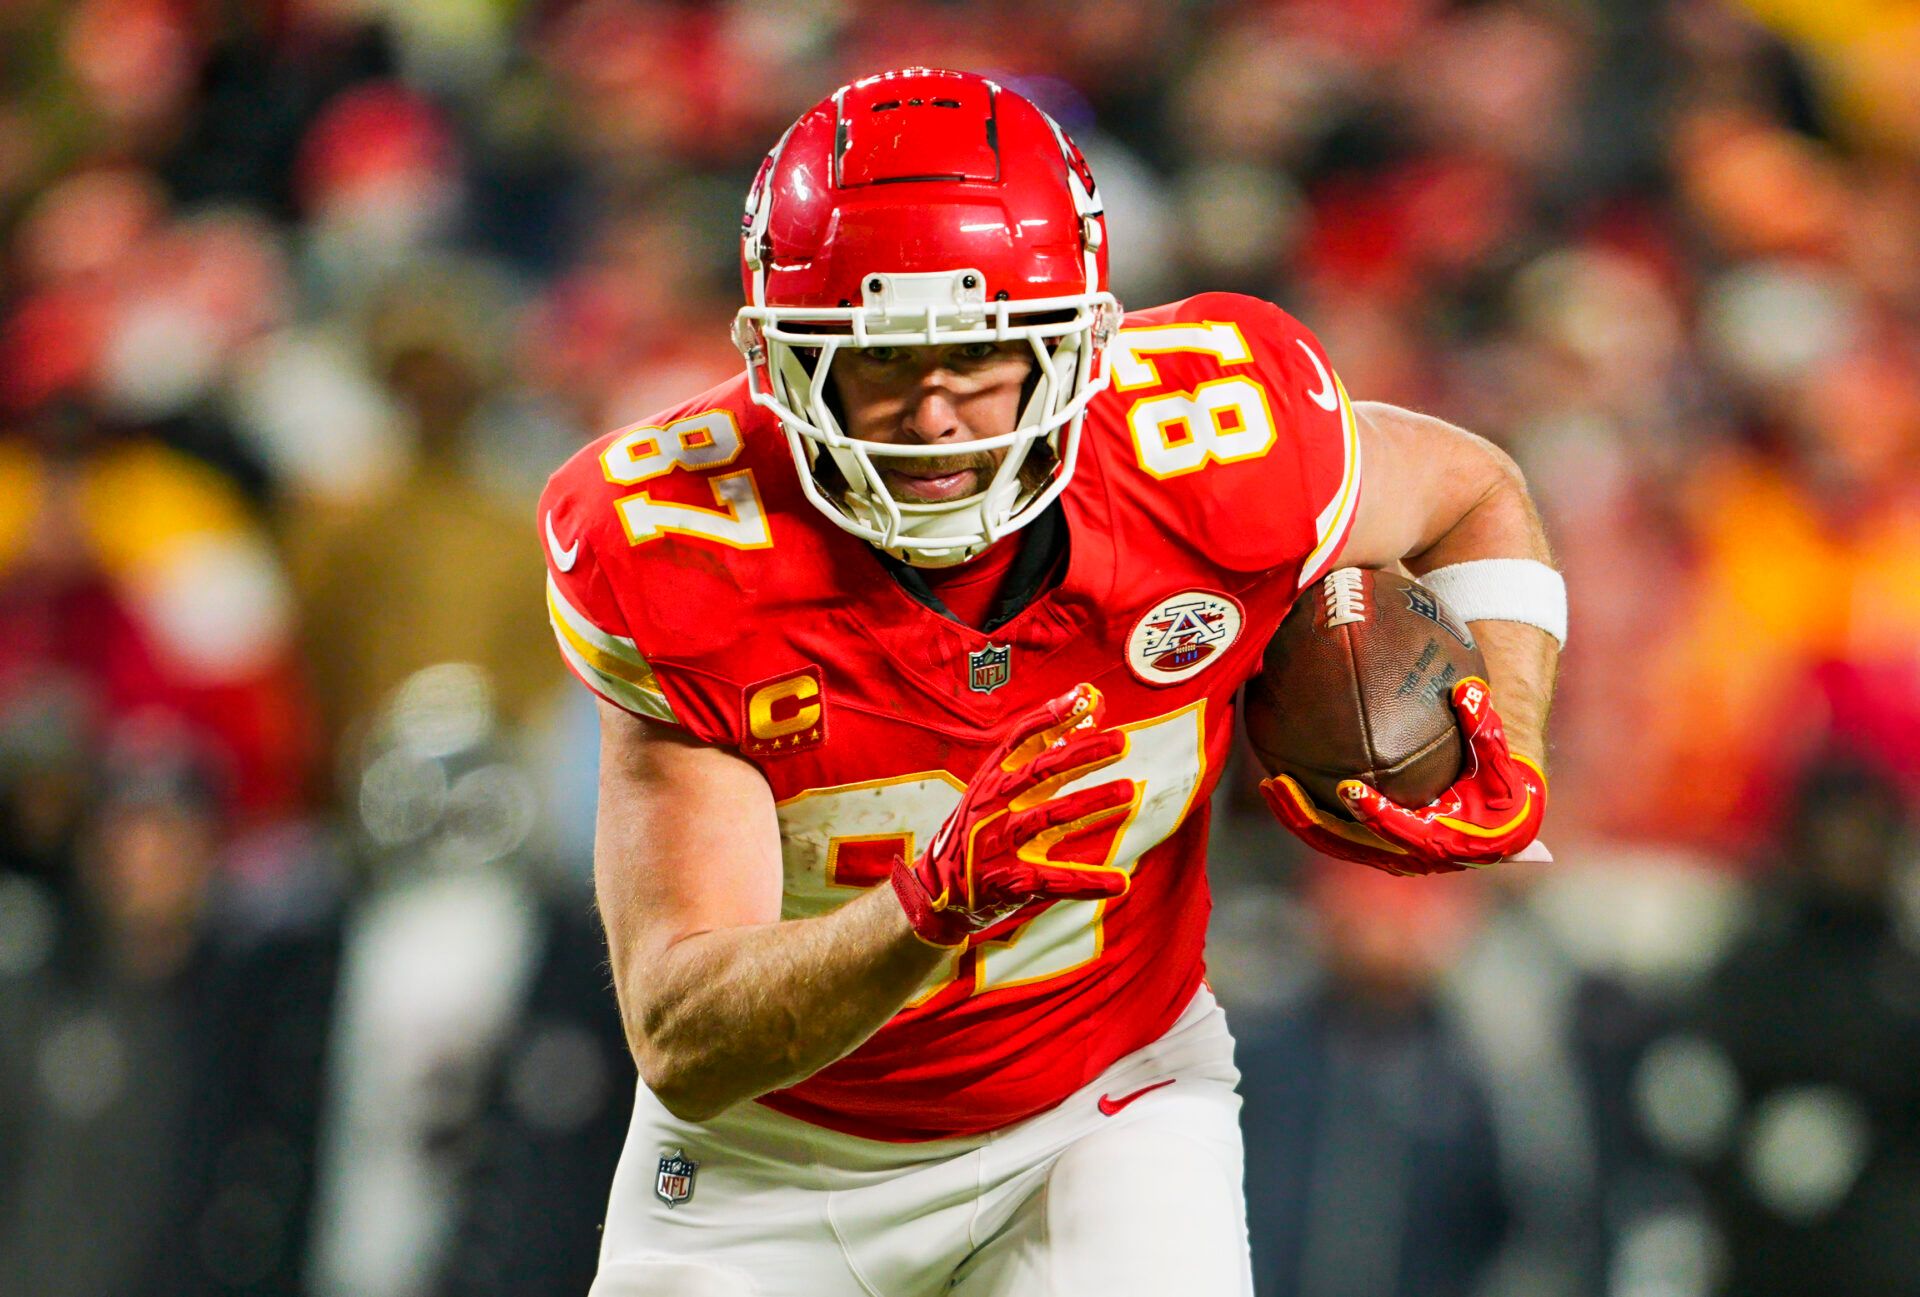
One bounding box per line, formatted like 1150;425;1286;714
892;683;1137;946
1260;676;1548;877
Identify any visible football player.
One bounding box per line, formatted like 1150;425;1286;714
543;68;1564;1297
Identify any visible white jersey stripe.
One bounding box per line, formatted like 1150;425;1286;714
546;574;676;722
546;573;649;667
552;627;677;724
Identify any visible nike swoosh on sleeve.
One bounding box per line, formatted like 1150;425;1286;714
546;511;580;572
1297;339;1339;411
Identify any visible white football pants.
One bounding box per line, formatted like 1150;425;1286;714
590;987;1253;1297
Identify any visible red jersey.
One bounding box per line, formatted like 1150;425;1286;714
540;293;1361;1141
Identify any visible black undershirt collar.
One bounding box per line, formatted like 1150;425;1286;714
879;503;1069;634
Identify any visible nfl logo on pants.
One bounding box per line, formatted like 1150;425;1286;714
968;643;1011;694
655;1148;698;1206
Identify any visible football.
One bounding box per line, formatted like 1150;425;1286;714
1243;567;1487;814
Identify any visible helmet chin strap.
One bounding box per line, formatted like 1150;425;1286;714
862;477;1024;567
868;510;993;568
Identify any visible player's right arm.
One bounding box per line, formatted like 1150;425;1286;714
594;699;947;1122
547;436;1136;1119
594;681;1137;1120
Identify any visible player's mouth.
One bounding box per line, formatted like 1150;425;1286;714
881;457;993;502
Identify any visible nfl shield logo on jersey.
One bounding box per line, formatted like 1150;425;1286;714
655;1148;698;1206
968;643;1012;694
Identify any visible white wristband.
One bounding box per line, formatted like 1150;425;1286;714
1415;559;1567;648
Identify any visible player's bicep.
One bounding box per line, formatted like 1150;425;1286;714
593;699;783;968
1333;401;1512;571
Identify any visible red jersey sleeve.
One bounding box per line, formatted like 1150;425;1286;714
539;474;683;727
538;430;759;749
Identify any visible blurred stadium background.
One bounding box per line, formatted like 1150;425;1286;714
2;1;1919;1295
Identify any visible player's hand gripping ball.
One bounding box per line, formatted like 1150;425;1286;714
1262;676;1548;876
892;684;1135;947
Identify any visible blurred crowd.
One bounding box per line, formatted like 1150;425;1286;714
1;2;1918;1296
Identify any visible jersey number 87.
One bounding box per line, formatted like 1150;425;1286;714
777;702;1208;1004
599;410;774;550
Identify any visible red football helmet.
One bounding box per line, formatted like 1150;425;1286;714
734;68;1118;565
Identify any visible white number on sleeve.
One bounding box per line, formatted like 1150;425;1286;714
599;411;773;550
1110;324;1278;480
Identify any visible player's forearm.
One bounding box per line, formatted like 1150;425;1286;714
617;883;946;1121
1403;444;1558;765
1455;619;1555;766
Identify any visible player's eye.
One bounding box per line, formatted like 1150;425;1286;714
856;346;906;365
954;342;1002;362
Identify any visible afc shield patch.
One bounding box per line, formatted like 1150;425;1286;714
968;643;1012;694
1127;590;1245;685
655;1148;698;1207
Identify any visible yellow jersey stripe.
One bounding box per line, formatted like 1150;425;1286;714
544;583;675;721
552;628;676;723
545;573;648;668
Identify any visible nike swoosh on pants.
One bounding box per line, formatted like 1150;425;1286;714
1097;1078;1175;1117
